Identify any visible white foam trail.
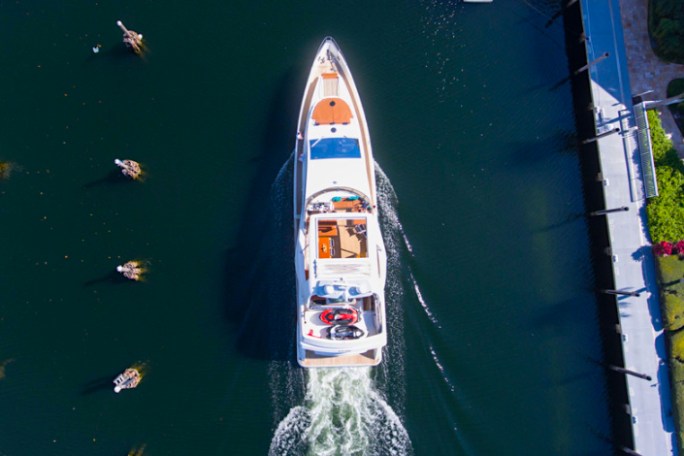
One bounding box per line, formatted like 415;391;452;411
428;345;455;393
269;405;310;455
270;152;294;211
376;164;441;330
374;165;414;257
408;270;441;328
401;231;414;256
374;164;408;403
269;360;305;426
269;368;411;456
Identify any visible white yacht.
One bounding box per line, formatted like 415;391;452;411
294;37;387;368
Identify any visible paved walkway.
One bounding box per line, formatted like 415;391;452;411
619;0;684;157
580;1;676;454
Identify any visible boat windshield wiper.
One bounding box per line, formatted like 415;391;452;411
311;137;323;149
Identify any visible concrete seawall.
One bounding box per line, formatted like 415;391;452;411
563;1;676;454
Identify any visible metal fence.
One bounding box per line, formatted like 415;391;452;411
633;102;659;198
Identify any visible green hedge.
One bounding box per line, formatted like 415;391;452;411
649;0;684;63
671;357;684;454
658;256;684;454
645;110;684;243
658;255;684;331
648;107;684;453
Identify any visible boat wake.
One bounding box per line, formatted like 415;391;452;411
268;163;413;456
375;165;441;332
269;368;411;456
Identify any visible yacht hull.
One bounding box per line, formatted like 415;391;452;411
293;38;387;368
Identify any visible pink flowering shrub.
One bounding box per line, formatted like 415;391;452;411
654;241;674;256
675;240;684;255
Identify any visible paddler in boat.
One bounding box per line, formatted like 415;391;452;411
114;158;142;180
116;20;144;55
116;260;145;281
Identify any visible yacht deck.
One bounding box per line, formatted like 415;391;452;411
317;218;367;259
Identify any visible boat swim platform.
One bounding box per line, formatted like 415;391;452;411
300;349;379;368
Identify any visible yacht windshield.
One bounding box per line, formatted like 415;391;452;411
310;138;361;160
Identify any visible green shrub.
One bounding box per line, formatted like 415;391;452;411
659;254;684;281
649;109;671;161
655;256;684;333
650;0;684;63
672;330;684;362
647;88;684;453
663;292;684;331
673;357;684;385
672;359;684;453
646;110;684;242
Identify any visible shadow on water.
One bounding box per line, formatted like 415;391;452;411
528;298;591;331
80;374;117;395
83;169;132;189
549;74;571;91
223;68;300;362
586;426;638;456
83;45;145;66
509;129;579;167
536;212;586;233
521;76;570;95
84;270;130;287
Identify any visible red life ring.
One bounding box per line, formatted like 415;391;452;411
320;307;359;325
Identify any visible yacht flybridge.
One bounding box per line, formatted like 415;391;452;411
294;38;387;368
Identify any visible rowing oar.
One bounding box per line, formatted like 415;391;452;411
116;20;130;35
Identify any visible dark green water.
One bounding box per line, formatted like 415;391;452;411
0;1;614;455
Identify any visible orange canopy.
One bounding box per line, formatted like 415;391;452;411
312;98;352;125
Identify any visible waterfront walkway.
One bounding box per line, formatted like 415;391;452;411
619;0;684;157
579;0;676;454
